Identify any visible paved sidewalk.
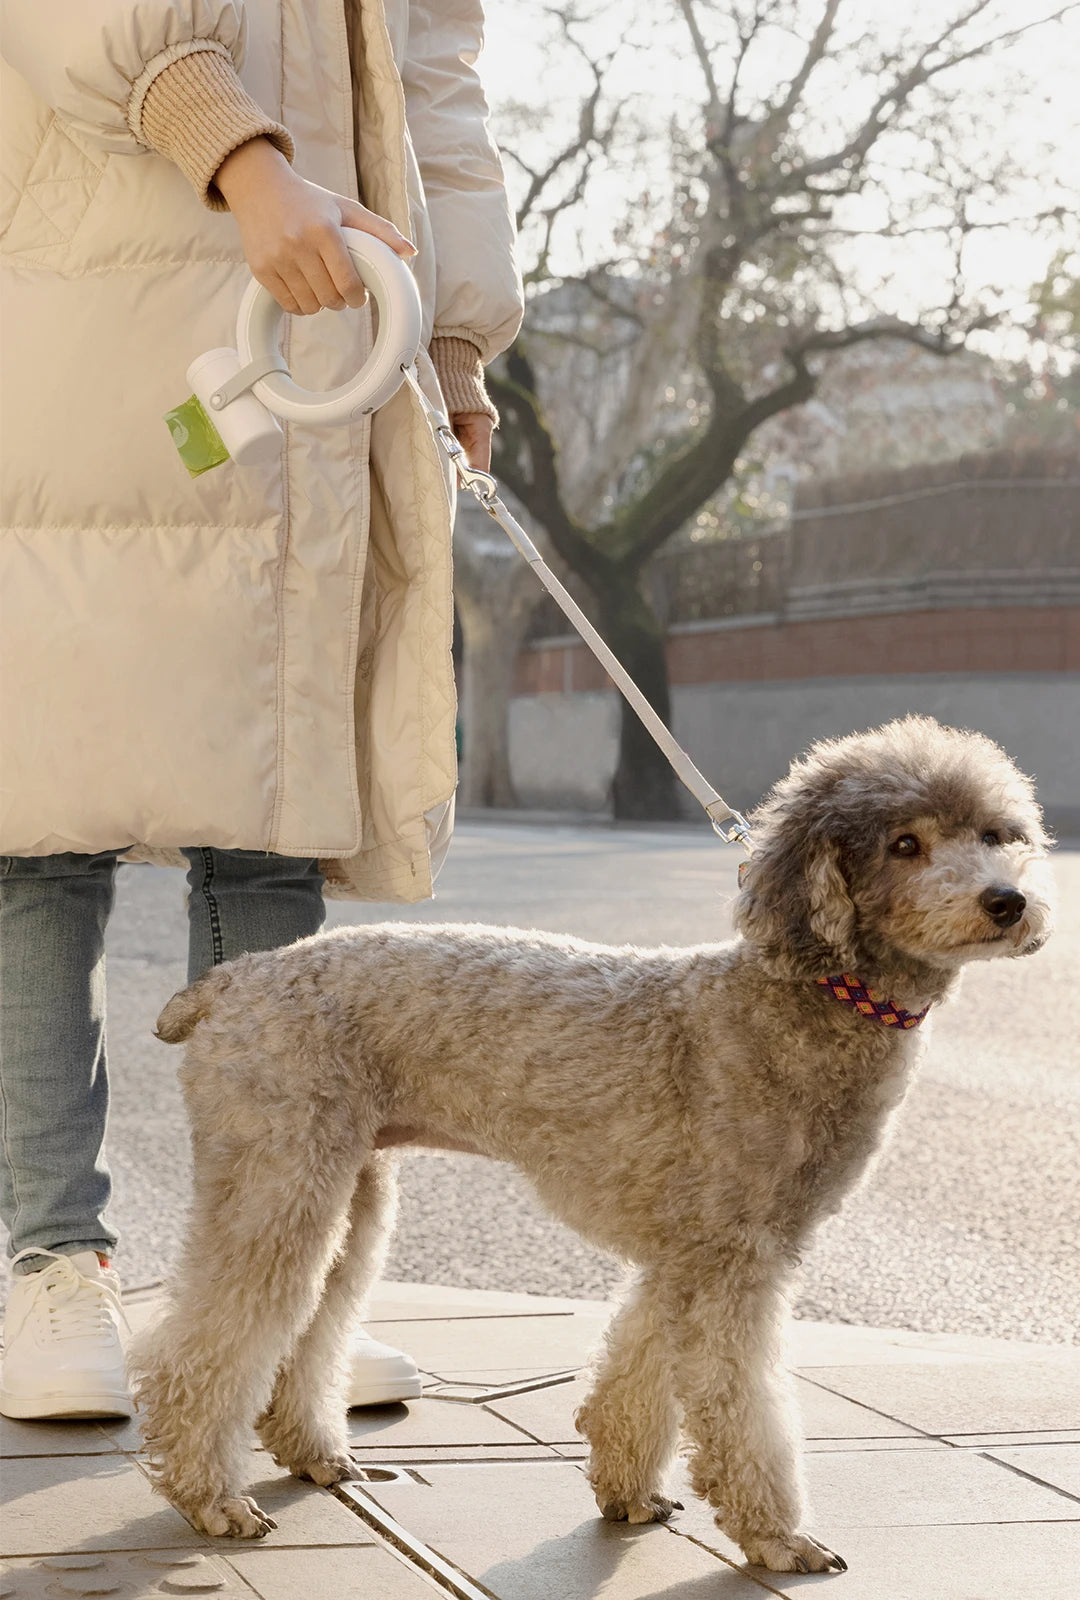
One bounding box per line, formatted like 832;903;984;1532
2;1283;1078;1600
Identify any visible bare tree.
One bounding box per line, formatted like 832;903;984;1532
453;494;542;807
486;0;1077;817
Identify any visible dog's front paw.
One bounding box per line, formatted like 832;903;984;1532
289;1450;356;1487
195;1494;277;1539
600;1493;684;1525
741;1531;846;1575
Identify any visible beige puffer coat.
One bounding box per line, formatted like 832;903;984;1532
0;0;522;899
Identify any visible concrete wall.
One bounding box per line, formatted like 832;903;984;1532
508;673;1080;835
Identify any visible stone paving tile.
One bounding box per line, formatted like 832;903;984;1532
792;1377;923;1440
421;1367;581;1389
1;1456;208;1556
667;1446;1077;1547
0;1417;122;1459
349;1443;560;1464
369;1281;604;1318
0;1549;248;1599
223;1545;442;1598
356;1461;770;1598
805;1360;1080;1433
787;1319;1080;1369
366;1314;606;1373
801;1437;950;1454
95;1417;146;1455
483;1376;589;1444
483;1372;922;1449
345;1397;538;1449
801;1446;1078;1528
748;1521;1080;1600
984;1442;1080;1500
225;1464;379;1546
944;1429;1080;1447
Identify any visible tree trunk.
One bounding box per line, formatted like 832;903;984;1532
453;498;541;809
597;573;681;821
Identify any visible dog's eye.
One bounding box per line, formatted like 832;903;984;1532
889;835;920;857
981;830;1001;847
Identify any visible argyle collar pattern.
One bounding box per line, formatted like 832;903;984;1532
815;973;930;1030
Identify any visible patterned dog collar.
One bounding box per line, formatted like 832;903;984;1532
816;973;930;1030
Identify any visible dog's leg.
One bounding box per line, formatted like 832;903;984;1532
130;1129;360;1539
575;1272;681;1524
661;1260;845;1576
256;1153;397;1482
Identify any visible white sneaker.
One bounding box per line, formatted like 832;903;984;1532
0;1248;134;1420
345;1329;423;1408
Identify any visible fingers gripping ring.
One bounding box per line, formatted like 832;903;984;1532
237;228;422;422
189;228;423;454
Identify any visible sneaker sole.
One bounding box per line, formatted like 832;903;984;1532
346;1376;423;1409
0;1387;134;1421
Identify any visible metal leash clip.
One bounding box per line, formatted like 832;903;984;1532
707;806;753;850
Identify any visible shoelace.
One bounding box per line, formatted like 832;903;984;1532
9;1248;130;1344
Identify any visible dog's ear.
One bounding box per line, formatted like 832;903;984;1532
735;834;858;978
806;841;857;971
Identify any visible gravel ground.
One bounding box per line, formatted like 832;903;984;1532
5;820;1078;1342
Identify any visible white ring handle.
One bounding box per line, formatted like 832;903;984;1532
234;227;423;424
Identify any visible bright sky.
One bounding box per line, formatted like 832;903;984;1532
476;0;1080;351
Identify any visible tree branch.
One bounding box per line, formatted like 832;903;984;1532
674;0;722;120
786;313;990;361
612;358;816;568
487;348;614;589
787;2;1078;189
755;0;842;160
608;304;997;569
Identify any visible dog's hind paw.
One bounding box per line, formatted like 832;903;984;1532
742;1532;846;1575
600;1493;684;1525
196;1494;277;1539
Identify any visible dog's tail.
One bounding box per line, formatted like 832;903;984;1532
154;966;234;1044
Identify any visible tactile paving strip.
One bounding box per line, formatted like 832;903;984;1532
0;1551;248;1598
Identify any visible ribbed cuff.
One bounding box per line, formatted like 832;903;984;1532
430;336;498;426
138;47;295;213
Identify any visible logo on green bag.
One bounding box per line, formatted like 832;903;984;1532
164;395;230;478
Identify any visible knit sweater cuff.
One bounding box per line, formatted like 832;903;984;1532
430;336;498;426
138;47;295;213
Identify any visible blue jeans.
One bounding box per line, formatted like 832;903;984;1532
0;848;325;1273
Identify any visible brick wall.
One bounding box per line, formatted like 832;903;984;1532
516;605;1080;695
516;449;1080;694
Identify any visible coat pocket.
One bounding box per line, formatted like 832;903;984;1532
2;117;108;260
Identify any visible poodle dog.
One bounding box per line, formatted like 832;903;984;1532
131;716;1053;1575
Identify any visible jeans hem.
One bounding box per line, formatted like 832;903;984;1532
10;1240;115;1274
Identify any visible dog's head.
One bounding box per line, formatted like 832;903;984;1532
734;716;1054;983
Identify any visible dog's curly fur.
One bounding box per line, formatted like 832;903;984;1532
131;716;1053;1573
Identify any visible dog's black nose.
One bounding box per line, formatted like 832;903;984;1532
979;886;1026;928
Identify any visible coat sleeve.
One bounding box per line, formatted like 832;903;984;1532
402;0;524;364
0;0;250;156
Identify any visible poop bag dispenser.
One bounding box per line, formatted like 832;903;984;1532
165;228;424;478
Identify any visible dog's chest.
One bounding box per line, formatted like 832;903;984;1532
788;1042;918;1214
690;1036;918;1235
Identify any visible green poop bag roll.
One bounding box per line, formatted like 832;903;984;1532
165;395;231;478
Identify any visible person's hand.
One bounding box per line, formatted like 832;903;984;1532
453;413;494;472
213;136;416;315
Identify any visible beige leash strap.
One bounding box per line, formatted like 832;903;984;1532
401;365;753;851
